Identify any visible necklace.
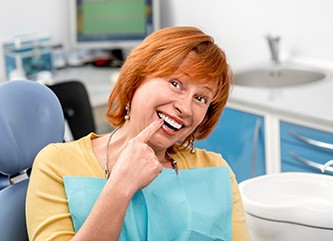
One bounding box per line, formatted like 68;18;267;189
105;127;119;178
166;151;179;175
105;128;179;178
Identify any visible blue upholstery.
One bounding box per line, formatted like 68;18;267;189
0;173;9;191
0;80;65;241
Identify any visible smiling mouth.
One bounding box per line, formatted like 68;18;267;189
157;112;183;131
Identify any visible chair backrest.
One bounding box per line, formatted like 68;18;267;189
48;80;96;141
0;173;10;191
0;80;65;241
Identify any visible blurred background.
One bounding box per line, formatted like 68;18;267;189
0;0;332;81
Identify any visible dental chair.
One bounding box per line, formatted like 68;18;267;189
0;173;10;191
47;80;96;141
0;80;65;241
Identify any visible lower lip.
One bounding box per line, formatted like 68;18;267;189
161;123;178;136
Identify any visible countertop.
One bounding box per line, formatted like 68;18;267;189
53;65;119;107
228;61;333;127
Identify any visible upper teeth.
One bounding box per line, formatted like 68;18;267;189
158;112;183;130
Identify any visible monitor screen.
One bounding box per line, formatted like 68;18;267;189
69;0;160;50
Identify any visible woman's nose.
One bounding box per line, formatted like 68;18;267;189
174;96;192;116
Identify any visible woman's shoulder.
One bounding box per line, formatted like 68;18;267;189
32;133;96;173
172;146;230;170
36;134;88;157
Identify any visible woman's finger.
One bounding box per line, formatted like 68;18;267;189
134;119;163;143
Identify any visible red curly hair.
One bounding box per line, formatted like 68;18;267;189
106;26;232;143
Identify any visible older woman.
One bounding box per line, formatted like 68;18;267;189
26;26;250;241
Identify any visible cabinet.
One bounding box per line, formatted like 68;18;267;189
196;107;266;182
280;121;333;174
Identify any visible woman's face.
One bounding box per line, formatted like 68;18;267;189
129;63;216;152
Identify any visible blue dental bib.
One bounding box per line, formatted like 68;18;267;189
64;167;232;241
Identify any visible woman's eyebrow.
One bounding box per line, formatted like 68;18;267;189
199;83;215;92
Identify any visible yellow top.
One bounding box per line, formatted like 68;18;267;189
26;133;251;241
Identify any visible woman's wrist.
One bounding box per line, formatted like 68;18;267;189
105;175;137;201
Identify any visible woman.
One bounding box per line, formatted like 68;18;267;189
26;26;251;241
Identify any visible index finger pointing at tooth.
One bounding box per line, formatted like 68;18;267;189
135;119;163;143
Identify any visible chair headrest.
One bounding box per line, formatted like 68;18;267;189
0;80;65;176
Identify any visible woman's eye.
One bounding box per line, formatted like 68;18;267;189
170;80;181;89
196;96;208;104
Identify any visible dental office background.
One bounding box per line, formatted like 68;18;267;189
0;0;332;81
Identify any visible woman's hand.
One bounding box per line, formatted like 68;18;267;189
108;119;164;194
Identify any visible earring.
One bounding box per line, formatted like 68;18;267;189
124;104;130;120
189;135;196;154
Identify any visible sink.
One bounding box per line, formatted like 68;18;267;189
239;172;333;241
234;64;326;88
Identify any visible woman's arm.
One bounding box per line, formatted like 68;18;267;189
27;120;163;241
230;171;252;241
73;120;164;240
26;144;135;241
26;144;77;240
72;177;133;241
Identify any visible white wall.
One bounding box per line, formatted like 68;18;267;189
0;0;70;80
160;0;333;69
1;0;333;79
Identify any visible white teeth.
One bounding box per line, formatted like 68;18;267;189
158;112;183;130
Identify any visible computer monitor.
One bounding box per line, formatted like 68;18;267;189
69;0;160;50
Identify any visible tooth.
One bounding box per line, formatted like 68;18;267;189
158;112;182;129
